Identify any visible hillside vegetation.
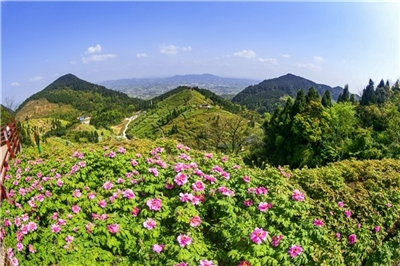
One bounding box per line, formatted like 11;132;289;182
1;139;399;265
126;87;261;153
232;74;345;114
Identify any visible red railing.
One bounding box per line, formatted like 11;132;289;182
1;119;21;202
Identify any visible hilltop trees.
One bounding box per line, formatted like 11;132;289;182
249;78;400;168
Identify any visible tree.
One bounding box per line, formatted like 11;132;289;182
321;90;332;108
291;89;307;117
306;87;320;103
206;115;252;154
360;79;377;105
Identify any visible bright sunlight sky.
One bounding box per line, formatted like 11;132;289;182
1;1;399;105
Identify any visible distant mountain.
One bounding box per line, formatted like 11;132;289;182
16;74;143;128
232;73;344;114
101;74;260;99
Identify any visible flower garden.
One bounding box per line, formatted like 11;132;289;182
1;140;399;265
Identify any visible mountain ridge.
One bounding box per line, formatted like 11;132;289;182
232;73;345;113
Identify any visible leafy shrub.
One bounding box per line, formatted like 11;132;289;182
1;143;399;265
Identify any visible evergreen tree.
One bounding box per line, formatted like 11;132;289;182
306;87;320;103
342;85;350;102
291;89;307;117
321;90;332;108
360;79;377;105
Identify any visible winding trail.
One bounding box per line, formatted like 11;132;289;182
122;113;139;139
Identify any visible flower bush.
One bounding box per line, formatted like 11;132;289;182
1;140;400;265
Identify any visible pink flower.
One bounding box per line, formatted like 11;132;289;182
117;146;126;154
220;171;230;179
375;226;380;232
16;242;23;252
174;263;188;266
258;202;272;212
11;257;19;266
88;192;96;200
338;201;344;208
102;181;113;190
336;233;341;239
250;227;268;244
348;234;357;245
123;189;135;199
51;224;61;233
204;175;216;184
149;168;159;177
165;183;174;189
147;198;162;211
131;207;140;217
51;212;59;220
270;235;283;247
238;261;251;266
65;235;74;243
71;205;81;214
189;216;201;227
199;260;216;266
218;186;235;197
221;156;228;162
73;189;82;198
292;189;304;201
180;193;194;203
204;153;213;159
313;219;324;227
177;234;192;247
86;223;94;233
192;181;205;192
107;224;120;234
56;180;64;187
4;219;11;227
387;202;392;208
243;175;250;183
28;244;36;253
58;219;67;226
174;173;188;186
99;199;107;208
255;187;268;195
14;217;21;227
117;178;124;183
143;218;157;230
357;223;362;228
288;245;303;258
152;244;165;253
243;199;253;207
344;210;352;218
28;222;37;231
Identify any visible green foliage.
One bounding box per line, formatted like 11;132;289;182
2;142;399;265
253;79;400;168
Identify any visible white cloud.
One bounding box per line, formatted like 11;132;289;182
11;82;20;87
29;76;44;82
70;60;77;65
293;63;321;70
82;54;117;64
282;54;290;58
180;46;192;52
234;49;256;59
159;44;192;55
258;57;278;65
136;53;148;58
313;56;325;62
85;44;102;54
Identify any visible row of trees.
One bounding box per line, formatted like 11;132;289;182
247;79;400;168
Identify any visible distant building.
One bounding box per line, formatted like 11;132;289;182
198;104;211;109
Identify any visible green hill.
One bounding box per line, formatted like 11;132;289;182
16;74;143;125
126;86;262;153
232;73;346;114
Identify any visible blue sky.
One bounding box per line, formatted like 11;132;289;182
1;1;399;105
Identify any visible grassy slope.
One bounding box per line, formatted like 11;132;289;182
126;88;256;148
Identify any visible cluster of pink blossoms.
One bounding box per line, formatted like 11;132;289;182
292;189;305;201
